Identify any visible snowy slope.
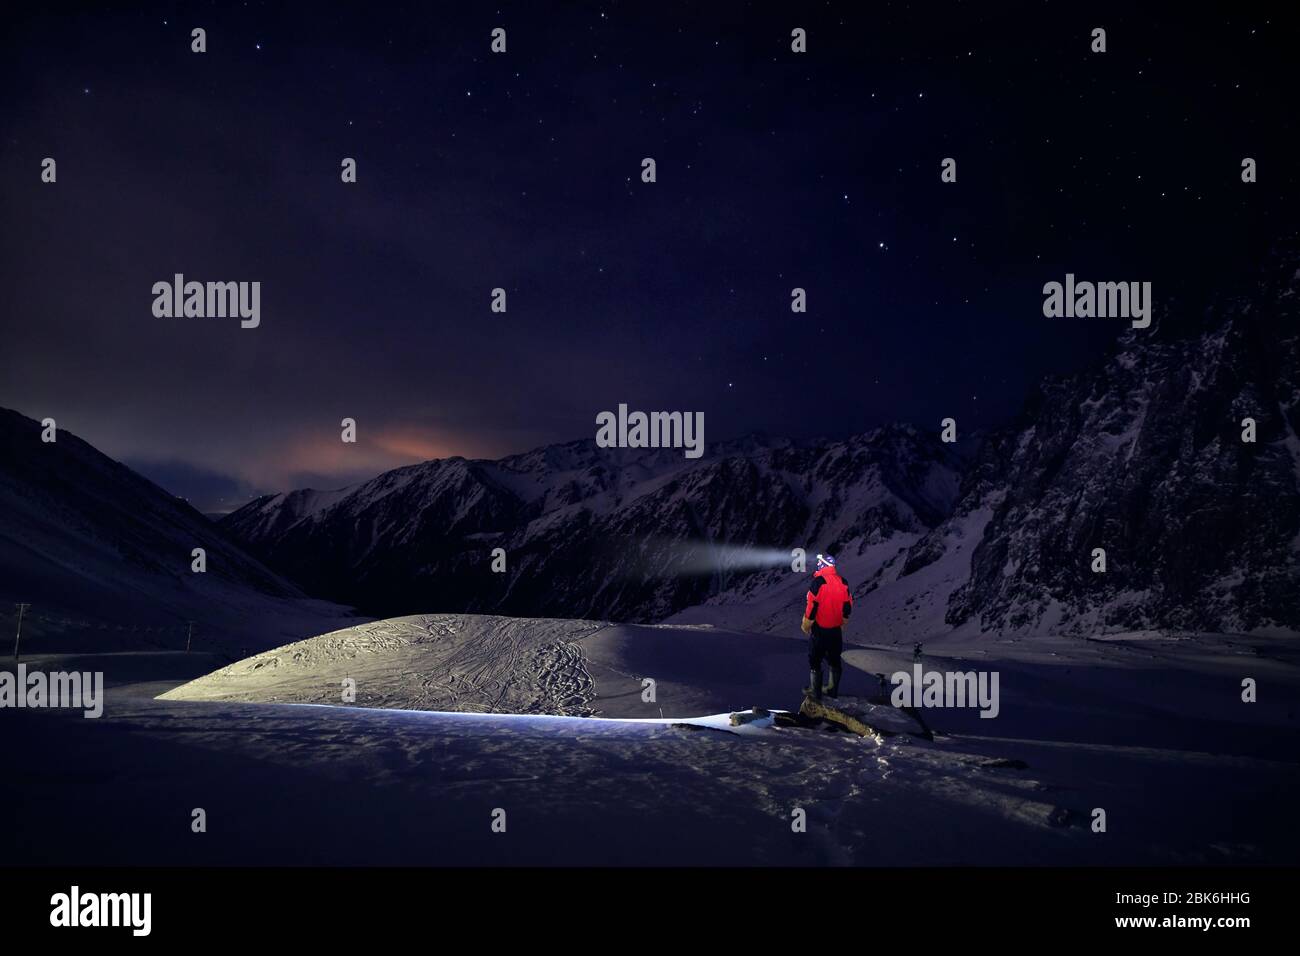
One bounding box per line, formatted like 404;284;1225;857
0;407;358;652
160;612;811;719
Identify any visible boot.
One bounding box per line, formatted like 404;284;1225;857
825;665;842;698
804;669;823;700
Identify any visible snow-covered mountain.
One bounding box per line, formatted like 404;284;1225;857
687;249;1300;639
935;252;1300;636
0;408;354;651
220;425;967;622
222;250;1300;638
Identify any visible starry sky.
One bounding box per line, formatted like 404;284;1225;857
1;2;1296;512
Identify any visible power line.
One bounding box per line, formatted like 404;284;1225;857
13;603;31;660
8;606;214;654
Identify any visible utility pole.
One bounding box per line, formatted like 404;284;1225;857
185;621;194;653
14;604;31;660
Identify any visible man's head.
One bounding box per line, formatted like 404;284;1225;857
815;553;836;572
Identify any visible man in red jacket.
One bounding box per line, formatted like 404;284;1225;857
801;553;853;699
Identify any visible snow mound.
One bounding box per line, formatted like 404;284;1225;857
160;613;817;719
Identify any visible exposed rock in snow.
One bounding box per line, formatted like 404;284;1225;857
799;694;933;739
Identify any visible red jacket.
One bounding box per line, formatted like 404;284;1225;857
805;566;853;629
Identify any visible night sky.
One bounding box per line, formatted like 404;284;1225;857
2;2;1296;512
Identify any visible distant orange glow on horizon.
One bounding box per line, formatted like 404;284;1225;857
267;425;497;486
372;428;469;463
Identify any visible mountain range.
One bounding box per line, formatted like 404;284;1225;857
220;248;1300;638
6;248;1298;643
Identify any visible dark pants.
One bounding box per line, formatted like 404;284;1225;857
808;624;843;672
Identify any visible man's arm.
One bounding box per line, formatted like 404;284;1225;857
802;579;821;634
